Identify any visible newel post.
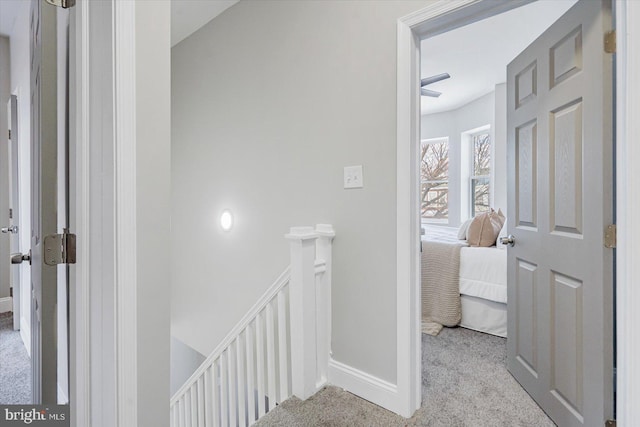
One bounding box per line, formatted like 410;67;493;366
314;224;335;387
286;226;319;400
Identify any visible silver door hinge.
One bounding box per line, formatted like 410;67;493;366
604;224;617;249
605;420;616;427
44;229;76;266
605;30;616;53
45;0;75;9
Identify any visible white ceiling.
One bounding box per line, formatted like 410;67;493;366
1;0;238;44
171;0;239;47
420;0;579;115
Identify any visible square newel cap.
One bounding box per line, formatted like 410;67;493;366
285;226;319;241
315;224;335;238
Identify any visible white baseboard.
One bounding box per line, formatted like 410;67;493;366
58;383;69;404
20;316;31;357
0;296;13;313
328;358;399;415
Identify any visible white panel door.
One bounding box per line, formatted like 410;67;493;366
506;1;614;426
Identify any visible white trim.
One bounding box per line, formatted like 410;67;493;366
0;297;13;313
113;1;138;426
400;0;481;28
20;317;30;357
615;1;640;424
328;359;398;411
58;383;69;405
396;12;423;417
69;0;91;424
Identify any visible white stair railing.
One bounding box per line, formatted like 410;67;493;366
170;224;335;427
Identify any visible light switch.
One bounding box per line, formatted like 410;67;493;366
344;165;364;189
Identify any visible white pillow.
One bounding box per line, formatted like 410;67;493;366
458;219;473;240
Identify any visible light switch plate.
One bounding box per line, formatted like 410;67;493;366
344;165;363;189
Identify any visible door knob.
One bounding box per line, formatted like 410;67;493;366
500;235;515;247
1;225;18;234
11;251;31;265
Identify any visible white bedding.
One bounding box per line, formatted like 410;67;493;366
459;247;507;303
421;224;508;337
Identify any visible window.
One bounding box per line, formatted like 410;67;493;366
470;131;491;217
421;138;449;221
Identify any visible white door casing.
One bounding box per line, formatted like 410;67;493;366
506;1;613;425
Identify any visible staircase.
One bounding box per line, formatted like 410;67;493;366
170;225;335;427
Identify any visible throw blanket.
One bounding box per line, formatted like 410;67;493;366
421;241;464;335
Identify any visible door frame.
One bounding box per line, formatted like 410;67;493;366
70;0;138;425
396;0;640;423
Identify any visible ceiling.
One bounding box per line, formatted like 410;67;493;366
1;0;238;44
171;0;239;46
420;0;579;115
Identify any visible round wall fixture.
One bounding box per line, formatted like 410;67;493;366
220;210;233;231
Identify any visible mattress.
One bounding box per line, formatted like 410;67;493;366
459;247;507;303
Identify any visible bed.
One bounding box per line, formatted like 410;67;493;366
422;225;507;337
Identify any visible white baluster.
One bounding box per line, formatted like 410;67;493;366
220;351;229;427
204;366;213;427
245;322;257;424
211;361;220;427
197;376;205;427
229;342;238;427
256;311;266;417
286;226;319;400
191;384;198;427
277;288;290;402
236;334;247;427
179;397;185;427
266;300;277;409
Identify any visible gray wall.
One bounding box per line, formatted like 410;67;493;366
170;336;206;396
136;2;171;426
171;0;430;385
0;36;10;301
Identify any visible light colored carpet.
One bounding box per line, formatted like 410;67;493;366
0;312;31;404
255;327;555;427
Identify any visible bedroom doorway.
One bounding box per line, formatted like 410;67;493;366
417;0;615;425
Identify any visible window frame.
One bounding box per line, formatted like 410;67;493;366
420;137;450;224
469;130;491;217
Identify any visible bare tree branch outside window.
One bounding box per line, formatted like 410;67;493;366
471;132;491;217
421;139;449;220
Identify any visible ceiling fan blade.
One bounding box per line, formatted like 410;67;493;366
421;88;442;97
421;73;451;87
